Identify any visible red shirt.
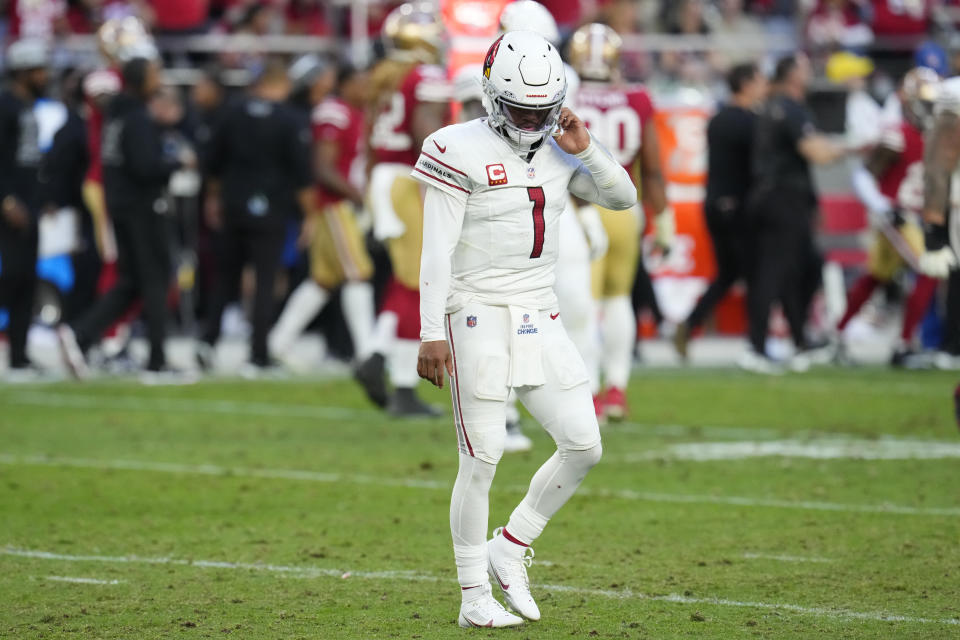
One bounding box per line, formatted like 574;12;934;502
312;97;364;206
871;0;930;35
878;119;924;213
575;83;655;172
153;0;209;31
370;64;450;167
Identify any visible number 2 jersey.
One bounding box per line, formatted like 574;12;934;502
370;62;450;167
412;118;633;339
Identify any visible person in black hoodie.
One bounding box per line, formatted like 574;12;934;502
58;57;195;382
0;39;49;381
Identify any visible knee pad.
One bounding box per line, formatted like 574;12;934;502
561;441;603;471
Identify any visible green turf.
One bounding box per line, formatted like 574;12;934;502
1;368;959;639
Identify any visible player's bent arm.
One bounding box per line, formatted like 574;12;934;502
315;139;364;206
567;137;637;211
797;133;845;165
418;186;466;388
639;123;675;251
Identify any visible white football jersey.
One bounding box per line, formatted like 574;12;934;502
412;118;584;312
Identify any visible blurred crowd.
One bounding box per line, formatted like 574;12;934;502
1;0;959;405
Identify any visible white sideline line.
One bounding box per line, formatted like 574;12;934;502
3;391;949;445
2;547;955;627
44;575;123;585
743;553;834;564
617;438;960;462
2;453;959;517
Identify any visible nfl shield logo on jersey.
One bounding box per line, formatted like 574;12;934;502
522;313;530;323
526;166;535;179
466;315;477;328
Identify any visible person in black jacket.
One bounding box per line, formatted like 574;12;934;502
673;63;767;359
197;59;313;375
0;39;49;381
58;57;195;381
42;68;94;323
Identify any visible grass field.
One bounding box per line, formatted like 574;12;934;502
1;368;959;639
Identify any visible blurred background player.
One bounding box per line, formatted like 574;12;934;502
81;17;158;366
744;53;845;374
834;67;940;367
0;39;49;381
673;63;767;360
267;58;379;375
357;1;449;416
198;59;314;377
568;23;674;421
920;73;960;368
58;56;196;383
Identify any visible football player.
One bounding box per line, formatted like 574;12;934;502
921;74;960;368
568;23;674;420
416;32;636;627
81;18;158;363
356;1;450;416
268;59;379;372
835;67;940;366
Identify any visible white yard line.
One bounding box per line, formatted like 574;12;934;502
3;391;950;445
2;453;959;517
615;438;960;462
44;575;123;585
742;553;835;564
2;547;955;627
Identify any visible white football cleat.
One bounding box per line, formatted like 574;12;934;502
457;583;524;628
487;528;540;621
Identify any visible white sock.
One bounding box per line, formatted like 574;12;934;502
389;339;421;388
451;453;498;588
369;311;398;356
341;281;376;360
268;280;328;357
601;296;635;389
504;444;602;546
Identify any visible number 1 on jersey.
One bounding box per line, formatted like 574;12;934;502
527;186;545;259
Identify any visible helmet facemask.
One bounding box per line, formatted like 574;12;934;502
484;84;564;156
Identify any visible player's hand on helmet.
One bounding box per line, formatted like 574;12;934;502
919;246;958;278
554;108;591;155
418;339;453;389
577;205;608;260
653;206;676;255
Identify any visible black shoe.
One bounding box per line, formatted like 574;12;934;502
388;387;442;418
890;346;916;368
354;353;389;408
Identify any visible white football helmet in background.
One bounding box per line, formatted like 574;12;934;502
481;30;567;157
499;0;560;46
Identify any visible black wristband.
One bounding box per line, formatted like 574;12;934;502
925;221;949;251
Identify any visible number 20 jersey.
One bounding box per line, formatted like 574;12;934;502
412;118;586;313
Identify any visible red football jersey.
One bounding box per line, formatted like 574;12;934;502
82;67;122;185
877;119;924;213
370;63;450;167
312;96;364;206
575;83;654;172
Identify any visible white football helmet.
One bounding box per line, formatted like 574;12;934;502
482;30;566;157
499;1;559;46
